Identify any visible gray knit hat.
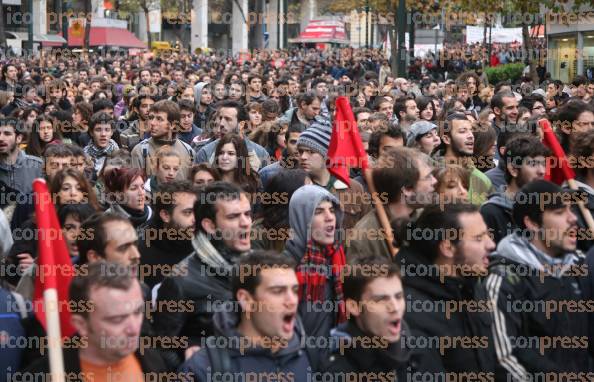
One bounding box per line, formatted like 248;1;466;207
406;120;437;147
297;117;333;158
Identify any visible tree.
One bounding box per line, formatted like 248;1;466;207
456;0;591;83
84;0;92;54
0;0;6;49
119;0;155;46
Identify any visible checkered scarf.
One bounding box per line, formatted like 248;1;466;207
296;240;347;324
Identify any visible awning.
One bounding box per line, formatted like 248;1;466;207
289;20;349;44
34;34;67;44
530;25;545;38
44;27;147;49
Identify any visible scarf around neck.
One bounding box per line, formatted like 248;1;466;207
192;232;242;273
84;139;118;159
296;240;347;323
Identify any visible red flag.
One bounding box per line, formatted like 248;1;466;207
539;119;575;185
32;179;76;337
327;97;369;186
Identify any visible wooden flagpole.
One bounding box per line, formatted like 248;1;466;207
363;167;398;258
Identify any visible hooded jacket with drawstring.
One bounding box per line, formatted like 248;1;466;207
480;191;516;244
193;82;214;131
178;308;313;382
485;233;594;378
283;185;344;339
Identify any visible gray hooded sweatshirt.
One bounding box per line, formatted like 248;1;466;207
193;81;207;107
283;185;344;338
492;233;580;277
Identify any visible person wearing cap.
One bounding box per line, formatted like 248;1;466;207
406;120;441;155
297;116;370;230
486;180;594;377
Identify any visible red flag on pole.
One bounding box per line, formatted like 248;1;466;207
539;119;575;185
32;179;76;338
327;97;369;186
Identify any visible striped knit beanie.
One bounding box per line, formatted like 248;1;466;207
297;117;333;158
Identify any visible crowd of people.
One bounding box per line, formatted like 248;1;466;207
0;45;593;382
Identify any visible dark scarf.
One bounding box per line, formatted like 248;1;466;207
296;240;346;323
121;204;151;228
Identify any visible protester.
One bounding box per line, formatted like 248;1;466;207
104;167;153;231
321;255;434;380
153;181;252;366
406;120;440;155
433;164;470;202
139;181;198;289
490;90;519;136
177;99;203;145
144;145;182;197
213;133;261;195
25;115;63;157
195;100;270;171
283;184;346;339
120;94;155;150
189;162;220;187
179;250;314;382
486;180;594;376
23;262;167;377
399;203;504;379
297;117;370;229
438;112;492;205
252;169;309;252
348;147;436;260
0;118;43;195
281;92;321;130
258;123;304;187
566;129;594;252
131;99;194;179
84;111;119;176
481;135;548;243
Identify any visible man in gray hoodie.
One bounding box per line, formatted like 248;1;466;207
480;135;548;244
193;81;214;131
283;185;346;339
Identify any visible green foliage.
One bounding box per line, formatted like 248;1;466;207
484;63;525;84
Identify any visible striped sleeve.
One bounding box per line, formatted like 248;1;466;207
485;273;529;381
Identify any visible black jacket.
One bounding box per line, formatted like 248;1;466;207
138;218;194;289
480;191;516;244
178;309;313;382
152;236;239;366
486;233;594;377
22;343;168;379
398;246;507;381
320;320;438;381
